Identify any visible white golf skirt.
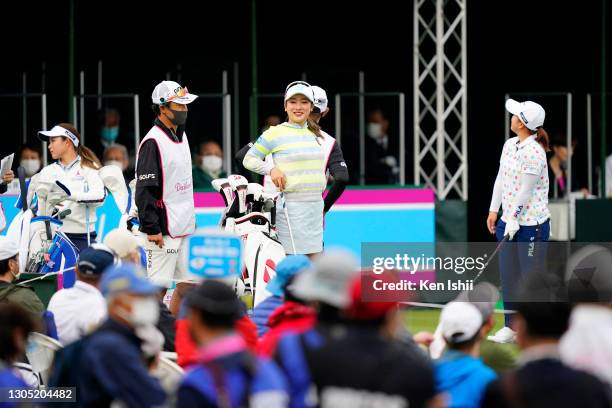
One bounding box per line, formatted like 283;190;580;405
275;199;324;255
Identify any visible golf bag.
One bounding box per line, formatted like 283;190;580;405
213;175;286;307
7;165;129;289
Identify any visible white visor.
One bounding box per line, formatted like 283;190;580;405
38;125;79;147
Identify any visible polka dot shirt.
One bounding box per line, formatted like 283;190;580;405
499;136;550;225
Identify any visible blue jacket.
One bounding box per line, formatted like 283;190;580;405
435;350;497;408
252;295;283;337
0;366;29;408
78;319;166;408
177;334;288;407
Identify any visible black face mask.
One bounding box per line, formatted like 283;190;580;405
164;108;187;126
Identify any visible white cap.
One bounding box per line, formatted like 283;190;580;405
284;81;315;103
103;228;140;259
0;236;19;261
290;248;358;308
152;81;198;105
505;99;545;131
312;85;328;112
38;125;79;147
439;301;483;344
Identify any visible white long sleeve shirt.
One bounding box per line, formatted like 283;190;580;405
35;157;106;234
47;280;107;345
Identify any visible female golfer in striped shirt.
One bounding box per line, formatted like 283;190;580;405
243;81;326;257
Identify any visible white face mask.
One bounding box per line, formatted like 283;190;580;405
130;297;160;327
9;259;21;281
105;160;124;170
367;123;383;139
20;159;41;177
201;155;223;173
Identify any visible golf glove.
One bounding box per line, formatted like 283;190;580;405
504;218;520;240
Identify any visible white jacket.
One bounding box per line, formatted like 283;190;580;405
33;157;106;234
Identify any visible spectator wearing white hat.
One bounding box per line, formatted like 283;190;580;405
434;301;497;408
428;283;516;373
103;227;142;265
34;123;106;252
487;99;552;343
47;244;115;345
135;80;198;315
243;81;327;256
0;236;44;323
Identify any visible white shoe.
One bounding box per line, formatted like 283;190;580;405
487;326;516;343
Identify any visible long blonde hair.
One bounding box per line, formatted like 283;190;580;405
57;123;102;169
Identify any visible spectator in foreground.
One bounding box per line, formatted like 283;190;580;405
177;280;288;407
435;301;497;408
47;245;115;345
79;263;166;408
482;301;611;408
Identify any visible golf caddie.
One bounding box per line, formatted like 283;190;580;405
135;80;198;315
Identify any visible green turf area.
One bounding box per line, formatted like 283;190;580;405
404;308;521;358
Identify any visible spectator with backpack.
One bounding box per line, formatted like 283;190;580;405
274;250;439;408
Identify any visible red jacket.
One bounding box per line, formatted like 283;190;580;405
256;301;317;357
175;315;257;367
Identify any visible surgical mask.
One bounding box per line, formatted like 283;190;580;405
201;155;223;173
9;259;20;281
105;160;124;170
101;127;119;143
367;122;383;139
20;159;41;177
168;109;188;126
130;297;160;327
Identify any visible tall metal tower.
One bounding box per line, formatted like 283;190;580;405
414;0;468;200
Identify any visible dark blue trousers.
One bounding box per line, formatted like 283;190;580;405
496;219;550;326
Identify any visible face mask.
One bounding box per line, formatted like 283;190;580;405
165;109;187;126
20;159;41;177
101;127;119;143
201;155;223;173
105;160;124;170
9;259;20;281
367;122;383;139
130;297;160;327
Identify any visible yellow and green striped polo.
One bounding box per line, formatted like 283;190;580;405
244;122;326;201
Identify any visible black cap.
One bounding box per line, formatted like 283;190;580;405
186;280;242;321
77;245;115;276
